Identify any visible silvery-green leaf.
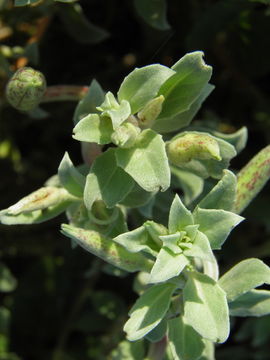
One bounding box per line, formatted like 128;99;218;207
168;195;194;233
97;92;131;129
73;113;113;144
58;152;85;197
193;208;244;250
229;289;270;317
118;64;175;114
197;170;237;211
171;167;204;205
124;282;177;341
184;231;214;262
113;226;159;257
154;84;214;133
168;315;204;360
116;129;170;192
149;248;189;283
84;149;134;209
73;79;105;125
183;271;229;343
157;52;212;119
218;258;270;302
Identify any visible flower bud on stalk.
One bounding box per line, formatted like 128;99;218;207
138;95;164;128
167;133;221;165
6;67;46;111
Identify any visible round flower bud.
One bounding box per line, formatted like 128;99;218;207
167;132;221;165
6;67;46;111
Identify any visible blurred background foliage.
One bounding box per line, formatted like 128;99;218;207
0;0;270;359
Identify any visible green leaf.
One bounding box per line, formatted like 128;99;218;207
183;271;229;343
73;79;105;125
193;208;243;250
184;230;214;262
113;226;159;257
124;282;177;340
157;52;212;119
198;340;215;360
0;263;17;292
97;92;131;129
211;127;248;154
171;167;204;206
134;0;170;30
168;195;193;233
235;145;270;214
153;83;214;133
149;248;189;283
146;318;167;342
120;183;156;208
61;224;153;273
84;149;134;209
168;316;204;360
58;152;85;197
110;340;145;360
197;170;237;211
229;290;270;317
218;258;270;302
73;113;113;145
0;307;10;334
118;64;175;114
116;129;170;192
58;3;109;44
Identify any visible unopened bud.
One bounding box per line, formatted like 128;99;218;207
111;122;141;148
6;67;46;111
138;95;164;128
167;132;221;165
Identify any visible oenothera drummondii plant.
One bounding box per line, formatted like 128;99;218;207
2;52;270;360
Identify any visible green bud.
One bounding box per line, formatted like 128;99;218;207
167;132;221;165
6;67;46;111
137;95;164;128
111;122;141;148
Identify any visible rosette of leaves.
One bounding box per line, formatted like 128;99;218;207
113;171;270;359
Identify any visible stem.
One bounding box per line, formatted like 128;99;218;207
147;336;168;360
42;85;89;103
235;145;270;214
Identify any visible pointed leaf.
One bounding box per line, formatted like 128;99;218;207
197;170;237;211
149;248;189;283
58;152;85;197
124;282;177;340
157;52;212;119
154;84;214;133
118;64;175;113
84;149;134;209
73;113;113;144
116;129;170;192
168;194;194;233
73;79;105;125
184;231;214;262
229;289;270;317
183;272;229;343
218;258;270;302
168;316;204;360
193;208;244;250
113;226;159;257
97;92;131;129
